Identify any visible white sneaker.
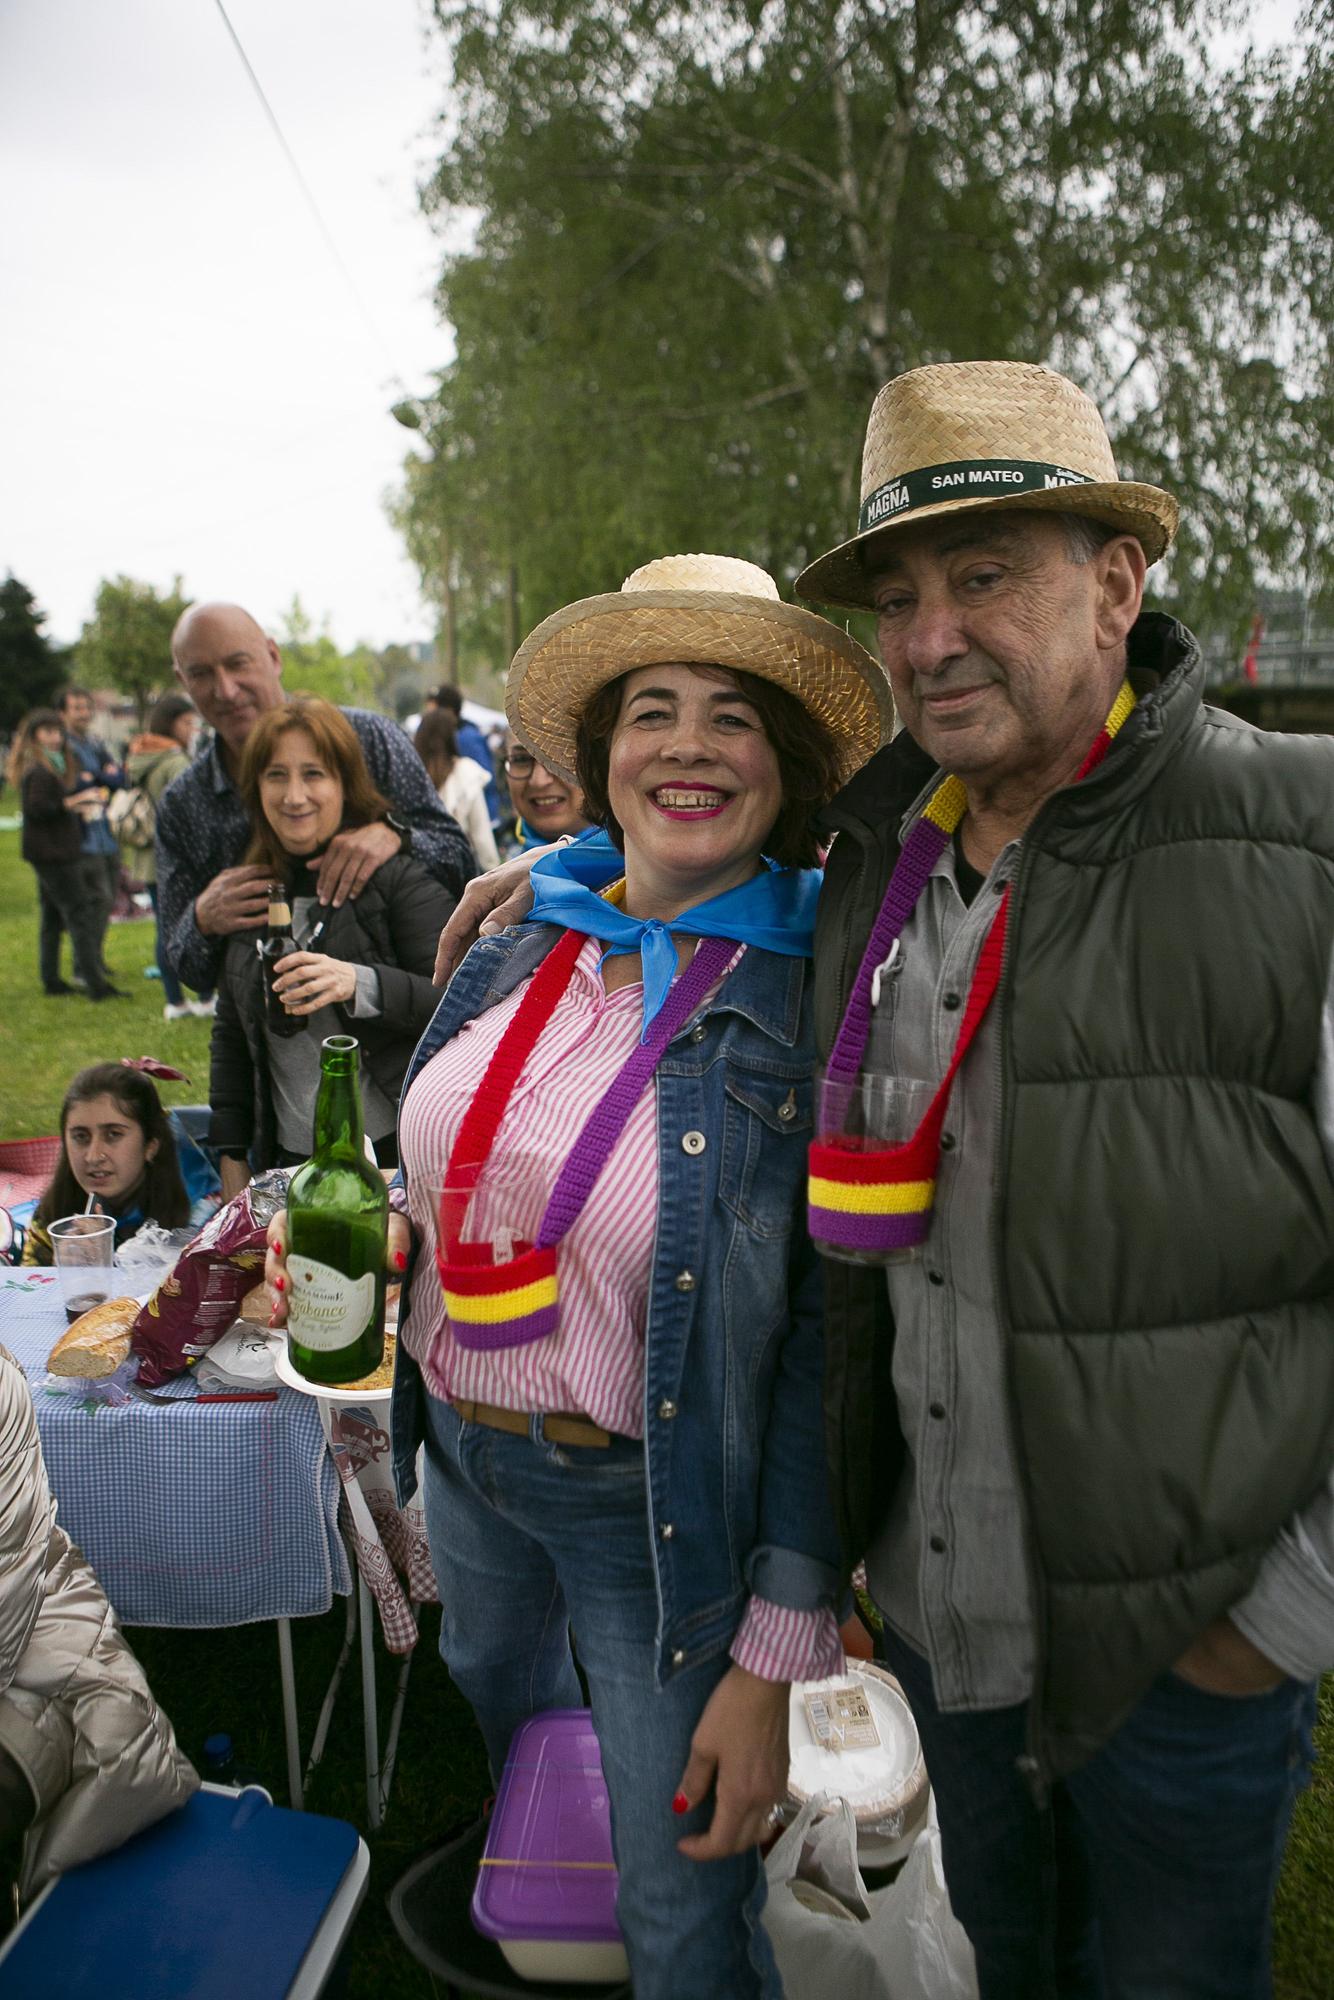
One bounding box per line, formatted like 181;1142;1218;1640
187;997;217;1018
163;1002;192;1022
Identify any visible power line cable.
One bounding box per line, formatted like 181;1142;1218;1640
209;0;411;394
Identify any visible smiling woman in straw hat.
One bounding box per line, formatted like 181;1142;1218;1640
268;552;890;1998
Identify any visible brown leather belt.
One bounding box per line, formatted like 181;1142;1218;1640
450;1397;612;1449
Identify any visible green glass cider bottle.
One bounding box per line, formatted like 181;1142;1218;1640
285;1035;387;1385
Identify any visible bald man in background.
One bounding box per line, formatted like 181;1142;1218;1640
156;602;474;994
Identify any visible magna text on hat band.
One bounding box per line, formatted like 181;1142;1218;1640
858;458;1095;534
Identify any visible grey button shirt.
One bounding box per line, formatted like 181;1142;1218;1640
863;816;1035;1709
863;791;1334;1708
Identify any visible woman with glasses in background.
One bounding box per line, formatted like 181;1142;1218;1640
499;731;592;854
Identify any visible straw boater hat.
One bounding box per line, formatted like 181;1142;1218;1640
506;553;894;796
795;360;1180;612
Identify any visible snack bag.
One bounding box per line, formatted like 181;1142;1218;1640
132;1171;290;1385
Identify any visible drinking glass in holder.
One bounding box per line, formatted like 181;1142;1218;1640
809;1069;936;1267
429;1164;558;1354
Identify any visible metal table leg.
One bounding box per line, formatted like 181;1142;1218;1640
276;1617;303;1810
359;1576;381;1829
277;1581;361;1813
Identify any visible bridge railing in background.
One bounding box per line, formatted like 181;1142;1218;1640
1201;603;1334;690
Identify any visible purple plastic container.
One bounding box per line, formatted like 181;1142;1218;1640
471;1708;630;1983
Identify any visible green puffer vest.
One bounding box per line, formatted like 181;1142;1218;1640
814;613;1334;1780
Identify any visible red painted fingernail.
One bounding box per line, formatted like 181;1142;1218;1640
672;1792;689;1816
393;1250;407;1271
274;1274;285;1291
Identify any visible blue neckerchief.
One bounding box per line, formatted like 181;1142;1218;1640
524;828;820;1038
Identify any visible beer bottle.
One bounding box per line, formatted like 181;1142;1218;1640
285;1036;388;1385
258;886;304;1039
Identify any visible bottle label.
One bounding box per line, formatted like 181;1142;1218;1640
287;1255;377;1351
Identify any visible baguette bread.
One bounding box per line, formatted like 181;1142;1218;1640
48;1295;139;1379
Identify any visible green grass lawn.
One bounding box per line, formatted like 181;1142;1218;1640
0;823;214;1138
0;820;1331;1994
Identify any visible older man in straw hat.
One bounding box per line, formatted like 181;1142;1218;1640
794;360;1334;1998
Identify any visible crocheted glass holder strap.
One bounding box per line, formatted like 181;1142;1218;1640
435;930;739;1351
807;678;1134;1259
824;775;967;1088
535;935;738;1248
439;1238;560;1352
809;1120;941;1255
808;898;1008;1256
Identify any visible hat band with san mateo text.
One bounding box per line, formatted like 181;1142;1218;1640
858;458;1096;534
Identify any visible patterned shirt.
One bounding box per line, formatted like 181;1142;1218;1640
399;936;844;1685
155;709;475;992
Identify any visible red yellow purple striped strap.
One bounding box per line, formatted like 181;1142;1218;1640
809;681;1134;1256
809;902;1008;1252
434;916;739;1350
824;680;1134;1089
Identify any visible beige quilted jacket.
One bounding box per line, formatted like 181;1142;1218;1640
0;1344;197;1897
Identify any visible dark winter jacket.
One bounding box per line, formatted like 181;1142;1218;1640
208;853;454;1166
813;612;1334;1781
19;763;81;867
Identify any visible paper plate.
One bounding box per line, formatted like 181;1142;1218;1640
788;1879;859;1921
273;1332;395;1405
786;1659;928;1836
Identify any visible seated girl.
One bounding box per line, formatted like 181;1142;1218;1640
24;1064;191;1265
209;697;456;1194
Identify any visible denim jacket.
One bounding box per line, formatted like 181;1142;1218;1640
390;924;842;1685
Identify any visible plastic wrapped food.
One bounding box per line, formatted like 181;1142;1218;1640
131;1171;291;1386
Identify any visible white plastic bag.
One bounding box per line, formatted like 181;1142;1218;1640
763;1794;977;2000
193;1324;281;1390
114;1220;197;1283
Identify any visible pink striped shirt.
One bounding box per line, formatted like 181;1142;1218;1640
398;936;843;1685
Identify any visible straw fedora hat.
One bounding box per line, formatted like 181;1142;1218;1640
795;361;1180;612
506;553;894;795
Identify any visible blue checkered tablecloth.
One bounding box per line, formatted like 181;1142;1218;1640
1;1271;348;1626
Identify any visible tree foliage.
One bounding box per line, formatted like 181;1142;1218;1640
276;598;381;709
397;0;1333;649
0;576;66;735
75;575;190;718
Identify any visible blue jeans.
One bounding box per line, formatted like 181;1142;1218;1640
420;1396;780;2000
146;881;184;1006
878;1625;1316;2000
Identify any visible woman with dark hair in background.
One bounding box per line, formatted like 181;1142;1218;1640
23;1063;190;1266
414;706;499;869
209;697;455;1194
121;690;214;1021
7;709;120;1001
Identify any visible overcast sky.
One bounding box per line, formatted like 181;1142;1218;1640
1;0;451;653
1;0;1308;657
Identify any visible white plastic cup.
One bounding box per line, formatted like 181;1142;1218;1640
48;1213;118;1322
